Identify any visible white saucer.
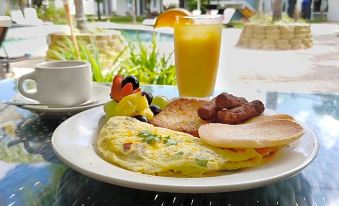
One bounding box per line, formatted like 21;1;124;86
13;84;111;117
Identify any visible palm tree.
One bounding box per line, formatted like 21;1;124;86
131;0;136;24
74;0;88;31
272;0;282;21
95;0;104;20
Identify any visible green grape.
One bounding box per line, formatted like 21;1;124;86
104;100;118;117
152;96;169;110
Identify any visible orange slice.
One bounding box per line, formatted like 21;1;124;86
154;8;192;28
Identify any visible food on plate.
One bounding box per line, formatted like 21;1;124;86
104;92;154;120
150;98;208;137
110;75;141;102
215;92;248;109
198;119;304;148
197;101;217;122
99;79;305;177
97;116;277;177
152;95;169;109
244;113;294;124
217;100;265;124
197;93;265;124
149;104;160;115
104;75;169;122
141;91;153;105
153;8;192;29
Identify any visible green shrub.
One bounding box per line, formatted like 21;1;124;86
118;35;175;85
37;2;67;24
109;15;145;23
47;34;176;85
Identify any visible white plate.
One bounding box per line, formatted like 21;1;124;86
52;107;319;193
13;84;110;117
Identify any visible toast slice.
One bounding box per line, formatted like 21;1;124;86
150;98;208;136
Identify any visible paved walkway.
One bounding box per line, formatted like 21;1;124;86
2;23;339;93
217;23;339;93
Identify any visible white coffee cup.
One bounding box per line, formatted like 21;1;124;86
18;60;92;106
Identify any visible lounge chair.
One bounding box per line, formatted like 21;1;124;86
10;10;31;26
210;9;219;15
142;18;156;26
23;8;44;25
223;8;236;25
11;8;49;27
192;10;201;16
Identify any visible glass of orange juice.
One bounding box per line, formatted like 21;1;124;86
174;15;223;97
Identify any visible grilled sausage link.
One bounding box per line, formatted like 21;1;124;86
215;93;248;109
217;100;265;124
197;102;218;122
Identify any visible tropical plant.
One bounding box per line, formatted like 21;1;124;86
119;35;176;85
47;37;126;82
47;35;176;85
187;0;209;13
37;2;67;25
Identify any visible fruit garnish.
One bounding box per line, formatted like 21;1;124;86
153;8;192;28
111;75;141;102
141;107;154;120
121;75;139;90
115;92;150;117
149;104;160;115
152;96;169;110
141;91;153;105
134;115;149;123
104;100;118;117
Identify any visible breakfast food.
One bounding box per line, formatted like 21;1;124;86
98;74;305;177
197;93;265;124
150;98;208;137
217;100;265;124
97;116;278;177
198;119;304;148
215;93;248;109
104;75;169;123
244;113;294;124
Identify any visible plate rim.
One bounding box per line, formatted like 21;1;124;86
52;107;319;193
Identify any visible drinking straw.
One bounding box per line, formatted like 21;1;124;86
63;0;80;60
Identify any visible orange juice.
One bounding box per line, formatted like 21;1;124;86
174;16;222;97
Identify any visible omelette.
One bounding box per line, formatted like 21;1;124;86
97;116;274;177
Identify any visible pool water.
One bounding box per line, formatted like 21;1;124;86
119;29;173;43
1;27;174;58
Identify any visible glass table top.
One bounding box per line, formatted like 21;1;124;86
0;79;338;206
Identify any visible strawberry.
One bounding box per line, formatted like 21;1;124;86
110;75;124;100
111;75;142;102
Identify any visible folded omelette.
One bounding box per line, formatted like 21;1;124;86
97;116;272;177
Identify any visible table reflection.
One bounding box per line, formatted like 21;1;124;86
0;79;338;206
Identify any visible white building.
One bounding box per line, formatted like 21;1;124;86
54;0;164;16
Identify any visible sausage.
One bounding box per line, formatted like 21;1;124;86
215;93;248;109
217;100;265;124
197;102;218;122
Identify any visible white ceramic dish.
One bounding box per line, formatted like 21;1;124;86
52;107;319;193
13;84;110;116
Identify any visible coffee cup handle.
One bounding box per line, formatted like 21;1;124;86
18;71;39;100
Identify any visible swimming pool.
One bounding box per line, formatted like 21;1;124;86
2;26;174;58
119;28;173;43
